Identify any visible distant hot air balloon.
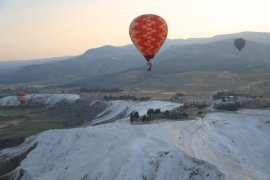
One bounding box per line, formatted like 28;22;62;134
234;38;246;52
17;92;27;105
129;14;168;71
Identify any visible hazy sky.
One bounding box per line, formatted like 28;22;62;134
1;0;270;61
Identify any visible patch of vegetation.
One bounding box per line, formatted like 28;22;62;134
170;92;185;101
181;102;208;109
0;100;106;150
130;111;139;122
213;91;262;100
215;103;241;111
144;108;168;121
130;103;209;123
0;87;40;98
103;95;151;101
80;87;122;93
0;109;35;122
10;121;64;131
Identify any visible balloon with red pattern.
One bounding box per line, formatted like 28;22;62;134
17;92;27;105
129;14;168;71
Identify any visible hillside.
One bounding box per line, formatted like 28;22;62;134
1;32;270;89
2;45;145;84
0;94;80;107
0;56;72;79
63;39;270;93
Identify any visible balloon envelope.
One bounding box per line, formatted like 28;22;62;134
129;14;168;62
17;92;27;105
234;38;246;52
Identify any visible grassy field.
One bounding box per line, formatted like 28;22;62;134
0;109;33;122
0;100;106;150
9;121;64;131
0;108;65;150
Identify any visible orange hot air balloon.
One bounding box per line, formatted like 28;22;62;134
129;14;168;71
17;92;27;105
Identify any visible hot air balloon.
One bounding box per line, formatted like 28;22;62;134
17;92;27;105
129;14;168;71
234;38;246;52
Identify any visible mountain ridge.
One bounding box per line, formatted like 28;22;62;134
1;32;270;92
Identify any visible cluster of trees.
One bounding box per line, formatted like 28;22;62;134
103;95;151;101
176;92;185;97
212;91;244;100
213;91;263;100
145;108;161;120
61;90;72;93
146;108;190;120
129;107;193;123
169;112;189;119
214;103;241;111
170;92;185;101
80;87;122;93
181;102;208;109
141;115;151;121
147;108;161;115
130;109;164;122
213;91;230;100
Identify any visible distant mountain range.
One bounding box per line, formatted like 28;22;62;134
1;32;270;92
0;56;73;76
